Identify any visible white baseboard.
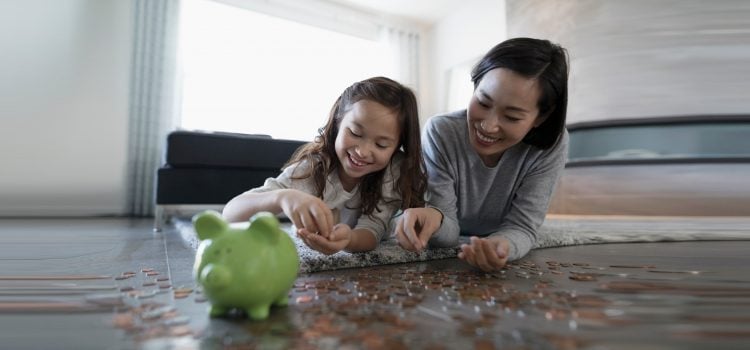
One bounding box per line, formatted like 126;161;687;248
0;205;128;217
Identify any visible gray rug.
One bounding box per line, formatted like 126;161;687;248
175;216;750;273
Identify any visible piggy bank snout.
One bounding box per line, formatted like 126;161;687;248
200;263;231;289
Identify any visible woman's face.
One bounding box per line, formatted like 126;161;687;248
467;68;547;166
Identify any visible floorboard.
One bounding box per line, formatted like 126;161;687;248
1;218;749;349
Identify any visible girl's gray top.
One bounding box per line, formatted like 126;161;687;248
424;110;568;261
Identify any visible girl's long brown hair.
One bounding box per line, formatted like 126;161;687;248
285;76;427;218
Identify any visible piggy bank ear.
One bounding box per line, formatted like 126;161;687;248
248;212;281;243
192;210;228;241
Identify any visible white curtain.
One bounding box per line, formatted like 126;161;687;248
127;0;181;216
380;26;420;91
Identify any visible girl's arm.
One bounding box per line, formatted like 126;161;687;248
345;228;377;252
222;160;334;236
353;153;416;251
223;162;301;222
225;188;334;237
222;189;288;222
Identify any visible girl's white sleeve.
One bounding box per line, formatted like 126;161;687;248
247;161;314;193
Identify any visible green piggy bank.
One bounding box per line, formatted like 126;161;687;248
192;211;300;320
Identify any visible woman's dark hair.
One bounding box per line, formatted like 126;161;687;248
285;77;427;217
471;37;569;149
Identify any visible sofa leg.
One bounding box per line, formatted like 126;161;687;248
153;206;165;232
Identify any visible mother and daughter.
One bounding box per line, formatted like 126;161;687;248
223;37;570;272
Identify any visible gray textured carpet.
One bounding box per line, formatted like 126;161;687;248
176;216;750;273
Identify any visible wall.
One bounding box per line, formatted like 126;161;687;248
421;0;507;121
506;0;750;124
0;0;132;216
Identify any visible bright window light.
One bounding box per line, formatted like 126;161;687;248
179;0;393;141
446;59;475;113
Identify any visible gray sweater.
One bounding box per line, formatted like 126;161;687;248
424;111;568;261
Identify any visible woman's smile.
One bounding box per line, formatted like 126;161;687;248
474;124;501;145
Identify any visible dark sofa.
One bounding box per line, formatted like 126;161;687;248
154;130;306;229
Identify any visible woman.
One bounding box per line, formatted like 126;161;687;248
395;37;569;272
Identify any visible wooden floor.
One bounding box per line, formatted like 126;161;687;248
1;218;750;349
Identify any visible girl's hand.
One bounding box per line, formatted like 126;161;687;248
458;236;510;272
297;223;352;255
395;207;442;252
278;190;334;238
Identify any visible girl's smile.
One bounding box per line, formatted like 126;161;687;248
346;153;371;167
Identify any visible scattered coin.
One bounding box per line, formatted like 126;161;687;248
569;274;597;282
609;264;656;269
111;313;135;329
648;269;701;274
173;287;193;294
296;295;313;304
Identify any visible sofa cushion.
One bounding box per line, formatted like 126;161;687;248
165;130;306;169
156;166;281;205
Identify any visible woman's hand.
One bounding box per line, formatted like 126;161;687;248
278;189;334;238
458;236;510;272
395;207;443;252
297;223;352;255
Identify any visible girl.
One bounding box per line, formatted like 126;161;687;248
223;77;427;255
395;38;570;271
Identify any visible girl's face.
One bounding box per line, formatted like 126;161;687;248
467;68;547;167
335;100;400;191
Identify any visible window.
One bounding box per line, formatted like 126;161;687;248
445;59;476;112
178;0;395;141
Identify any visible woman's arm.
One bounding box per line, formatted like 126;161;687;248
490;131;569;260
395;116;461;250
395;207;443;251
459;132;568;270
422;117;461;248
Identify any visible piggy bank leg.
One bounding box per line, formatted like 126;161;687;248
209;305;228;317
247;304;271;320
273;294;289;307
